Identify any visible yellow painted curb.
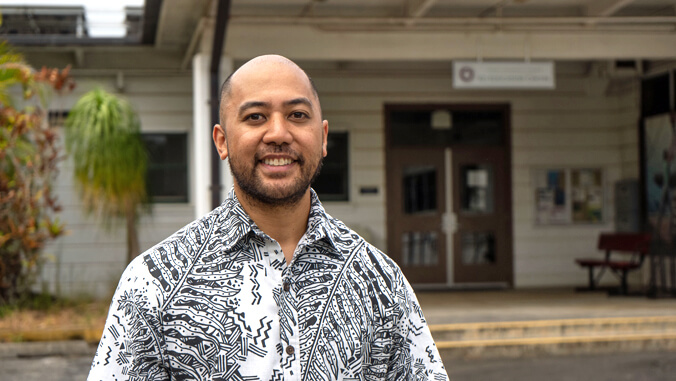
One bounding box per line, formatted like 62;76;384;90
429;315;676;332
436;332;676;349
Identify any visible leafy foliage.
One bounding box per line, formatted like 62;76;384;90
64;88;148;263
0;42;74;303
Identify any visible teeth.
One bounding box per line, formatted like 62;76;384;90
264;158;293;166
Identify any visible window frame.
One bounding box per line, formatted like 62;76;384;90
313;131;350;202
141;132;189;204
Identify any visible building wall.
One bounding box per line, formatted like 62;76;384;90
304;61;640;288
605;76;642;180
41;74;195;299
39;61;642;298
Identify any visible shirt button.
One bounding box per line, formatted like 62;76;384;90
286;345;295;355
283;281;290;292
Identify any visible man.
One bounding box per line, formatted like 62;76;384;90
88;55;449;381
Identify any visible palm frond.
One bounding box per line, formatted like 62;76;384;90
64;88;148;226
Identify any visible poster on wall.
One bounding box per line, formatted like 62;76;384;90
533;168;605;225
534;169;568;224
571;169;604;223
643;113;676;243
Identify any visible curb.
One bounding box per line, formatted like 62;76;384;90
429;315;676;331
0;340;95;358
437;333;676;359
431;316;676;359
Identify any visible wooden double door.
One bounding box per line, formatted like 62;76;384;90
385;105;513;286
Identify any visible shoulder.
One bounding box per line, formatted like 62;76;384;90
145;200;235;265
128;203;233;300
325;216;405;293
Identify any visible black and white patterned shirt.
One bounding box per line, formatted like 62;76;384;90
89;189;449;381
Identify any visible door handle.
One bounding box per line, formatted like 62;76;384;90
442;213;459;233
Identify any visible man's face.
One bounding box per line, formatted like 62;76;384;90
214;59;328;206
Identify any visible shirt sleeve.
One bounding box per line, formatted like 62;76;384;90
388;274;450;381
88;256;169;381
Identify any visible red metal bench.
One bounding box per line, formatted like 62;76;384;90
575;233;652;295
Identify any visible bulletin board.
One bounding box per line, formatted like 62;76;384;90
533;168;604;225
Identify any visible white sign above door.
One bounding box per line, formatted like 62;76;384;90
453;61;555;90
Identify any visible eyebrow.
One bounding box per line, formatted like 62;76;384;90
238;101;269;115
285;97;313;108
237;97;314;116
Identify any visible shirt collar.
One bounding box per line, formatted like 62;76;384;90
217;188;342;257
299;189;341;257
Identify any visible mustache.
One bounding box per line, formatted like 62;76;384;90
254;145;304;163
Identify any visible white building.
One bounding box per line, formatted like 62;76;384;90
8;0;676;298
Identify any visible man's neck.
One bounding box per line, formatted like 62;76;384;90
235;187;312;264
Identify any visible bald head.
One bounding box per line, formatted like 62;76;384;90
211;54;329;209
219;55;320;125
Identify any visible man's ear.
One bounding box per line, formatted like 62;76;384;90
322;119;329;158
213;124;228;160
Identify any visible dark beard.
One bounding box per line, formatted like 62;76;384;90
229;148;324;208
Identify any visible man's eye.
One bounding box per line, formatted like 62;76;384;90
245;113;264;121
290;112;308;120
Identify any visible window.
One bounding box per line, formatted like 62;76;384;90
389;109;504;147
641;73;670;118
403;166;437;214
142;133;188;203
313;132;349;201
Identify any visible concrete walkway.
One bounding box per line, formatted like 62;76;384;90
416;288;676;325
2;348;675;381
1;288;674;360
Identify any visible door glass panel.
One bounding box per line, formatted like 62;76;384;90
461;232;496;264
402;231;439;266
403;166;437;214
460;164;494;213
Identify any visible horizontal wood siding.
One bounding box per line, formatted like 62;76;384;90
39;62;641;297
41;74;194;298
308;62;640;288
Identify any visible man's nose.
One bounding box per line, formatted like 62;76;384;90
262;114;293;145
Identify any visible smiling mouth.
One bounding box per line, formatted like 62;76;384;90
262;157;294;166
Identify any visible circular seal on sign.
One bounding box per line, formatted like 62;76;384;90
459;66;474;82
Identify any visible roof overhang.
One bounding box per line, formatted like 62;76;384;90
10;0;676;72
220;22;676;61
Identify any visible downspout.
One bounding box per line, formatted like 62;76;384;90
210;0;231;208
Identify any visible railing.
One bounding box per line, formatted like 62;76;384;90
0;6;144;45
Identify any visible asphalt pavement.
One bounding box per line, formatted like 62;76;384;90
0;345;674;381
1;352;92;381
445;351;676;381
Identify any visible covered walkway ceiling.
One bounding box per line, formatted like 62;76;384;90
216;0;676;61
227;0;674;31
13;0;676;72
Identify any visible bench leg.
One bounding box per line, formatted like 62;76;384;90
620;269;629;295
588;267;596;290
